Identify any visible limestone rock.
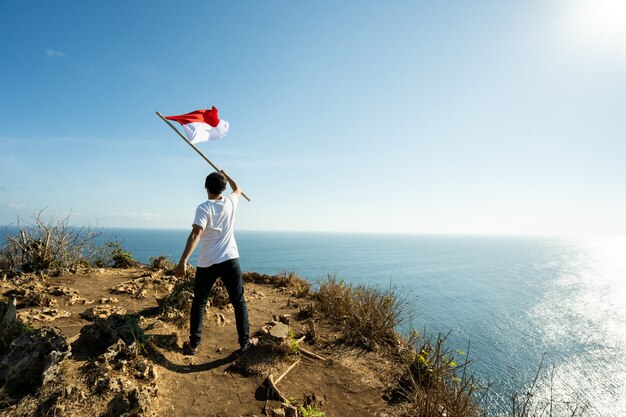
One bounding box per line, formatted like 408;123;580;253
18;307;71;322
269;322;290;341
81;305;128;321
214;312;230;326
0;326;71;400
110;280;140;295
0;297;16;327
249;289;266;299
47;285;77;296
104;386;157;417
76;314;144;355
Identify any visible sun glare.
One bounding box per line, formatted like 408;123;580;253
567;0;626;51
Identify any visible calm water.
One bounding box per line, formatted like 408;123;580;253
3;228;625;415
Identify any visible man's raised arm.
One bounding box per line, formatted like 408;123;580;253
221;170;241;196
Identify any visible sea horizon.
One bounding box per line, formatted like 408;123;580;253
4;223;625;238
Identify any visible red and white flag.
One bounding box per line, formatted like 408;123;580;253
165;106;229;144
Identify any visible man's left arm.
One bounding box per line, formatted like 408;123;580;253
176;224;203;277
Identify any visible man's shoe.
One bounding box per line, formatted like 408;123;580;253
183;340;197;356
238;337;258;355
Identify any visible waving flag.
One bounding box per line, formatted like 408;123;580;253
165;107;229;144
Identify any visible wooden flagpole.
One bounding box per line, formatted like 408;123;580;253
156;111;251;202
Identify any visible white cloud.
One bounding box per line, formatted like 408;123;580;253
7;203;26;209
45;49;67;58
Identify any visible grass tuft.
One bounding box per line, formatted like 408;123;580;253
243;271;311;297
315;275;407;349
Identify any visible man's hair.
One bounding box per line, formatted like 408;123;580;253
205;172;227;195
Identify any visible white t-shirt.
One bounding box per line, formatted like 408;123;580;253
193;193;240;267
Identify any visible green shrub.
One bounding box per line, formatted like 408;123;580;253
108;242;137;268
392;330;484;417
300;405;325;417
286;328;300;355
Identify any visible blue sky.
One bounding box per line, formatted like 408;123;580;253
1;1;625;235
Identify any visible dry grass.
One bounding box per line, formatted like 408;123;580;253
509;354;587;417
0;211;136;274
0;211;103;274
243;271;312;297
148;255;176;273
315;275;408;349
389;331;486;417
314;275;489;416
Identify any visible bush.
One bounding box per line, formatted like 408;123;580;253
0;211;139;273
149;255;176;272
275;271;312;297
107;242;137;268
243;271;312;298
390;331;484;417
315;275;408;349
0;211;102;274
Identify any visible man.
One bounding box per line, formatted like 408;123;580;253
176;171;257;355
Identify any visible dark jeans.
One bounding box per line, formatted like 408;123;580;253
189;258;250;348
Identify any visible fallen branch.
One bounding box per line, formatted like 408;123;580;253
266;374;287;403
276;359;300;384
299;346;327;361
262;359;300;410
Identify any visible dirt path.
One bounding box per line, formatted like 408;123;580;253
1;268;390;417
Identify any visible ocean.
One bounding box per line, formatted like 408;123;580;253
3;228;625;416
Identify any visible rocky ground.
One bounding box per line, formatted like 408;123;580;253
0;267;401;417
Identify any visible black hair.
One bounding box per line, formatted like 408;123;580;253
205;172;227;195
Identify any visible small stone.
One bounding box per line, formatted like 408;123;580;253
215;312;230;326
269;322;290;341
278;314;291;325
272;408;286;417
